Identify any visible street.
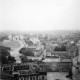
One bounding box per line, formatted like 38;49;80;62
47;72;70;80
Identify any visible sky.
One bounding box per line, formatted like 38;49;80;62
0;0;80;32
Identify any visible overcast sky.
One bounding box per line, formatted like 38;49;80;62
0;0;80;32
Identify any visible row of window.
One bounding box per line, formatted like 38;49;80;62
19;71;34;75
13;65;30;71
2;66;11;72
19;75;47;80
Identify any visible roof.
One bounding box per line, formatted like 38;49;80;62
18;70;37;76
51;51;69;57
0;71;13;77
51;51;68;55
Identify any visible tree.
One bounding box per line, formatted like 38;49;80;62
54;45;66;51
0;35;8;41
20;55;28;63
0;54;8;64
7;56;16;63
19;47;34;56
0;46;15;64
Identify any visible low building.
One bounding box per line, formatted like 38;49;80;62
51;51;69;58
42;56;60;62
1;63;47;80
16;70;47;80
12;63;47;80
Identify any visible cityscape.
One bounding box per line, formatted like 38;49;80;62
0;0;80;80
0;30;80;80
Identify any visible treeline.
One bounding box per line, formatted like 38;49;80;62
0;46;15;64
0;34;9;42
54;45;66;51
0;46;35;64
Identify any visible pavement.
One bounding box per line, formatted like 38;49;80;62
47;72;71;80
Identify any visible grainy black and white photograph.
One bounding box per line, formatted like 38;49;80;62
0;0;80;80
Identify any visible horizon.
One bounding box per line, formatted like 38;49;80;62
0;29;80;35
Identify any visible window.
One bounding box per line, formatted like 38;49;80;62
24;77;26;80
21;77;24;80
33;76;36;80
42;76;44;79
36;76;38;80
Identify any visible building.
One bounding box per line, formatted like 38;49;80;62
51;51;69;58
15;70;47;80
1;63;47;80
72;50;80;80
12;63;47;80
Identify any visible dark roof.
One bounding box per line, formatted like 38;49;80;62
52;51;68;54
51;51;69;57
0;71;13;77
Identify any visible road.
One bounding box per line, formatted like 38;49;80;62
47;72;70;80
